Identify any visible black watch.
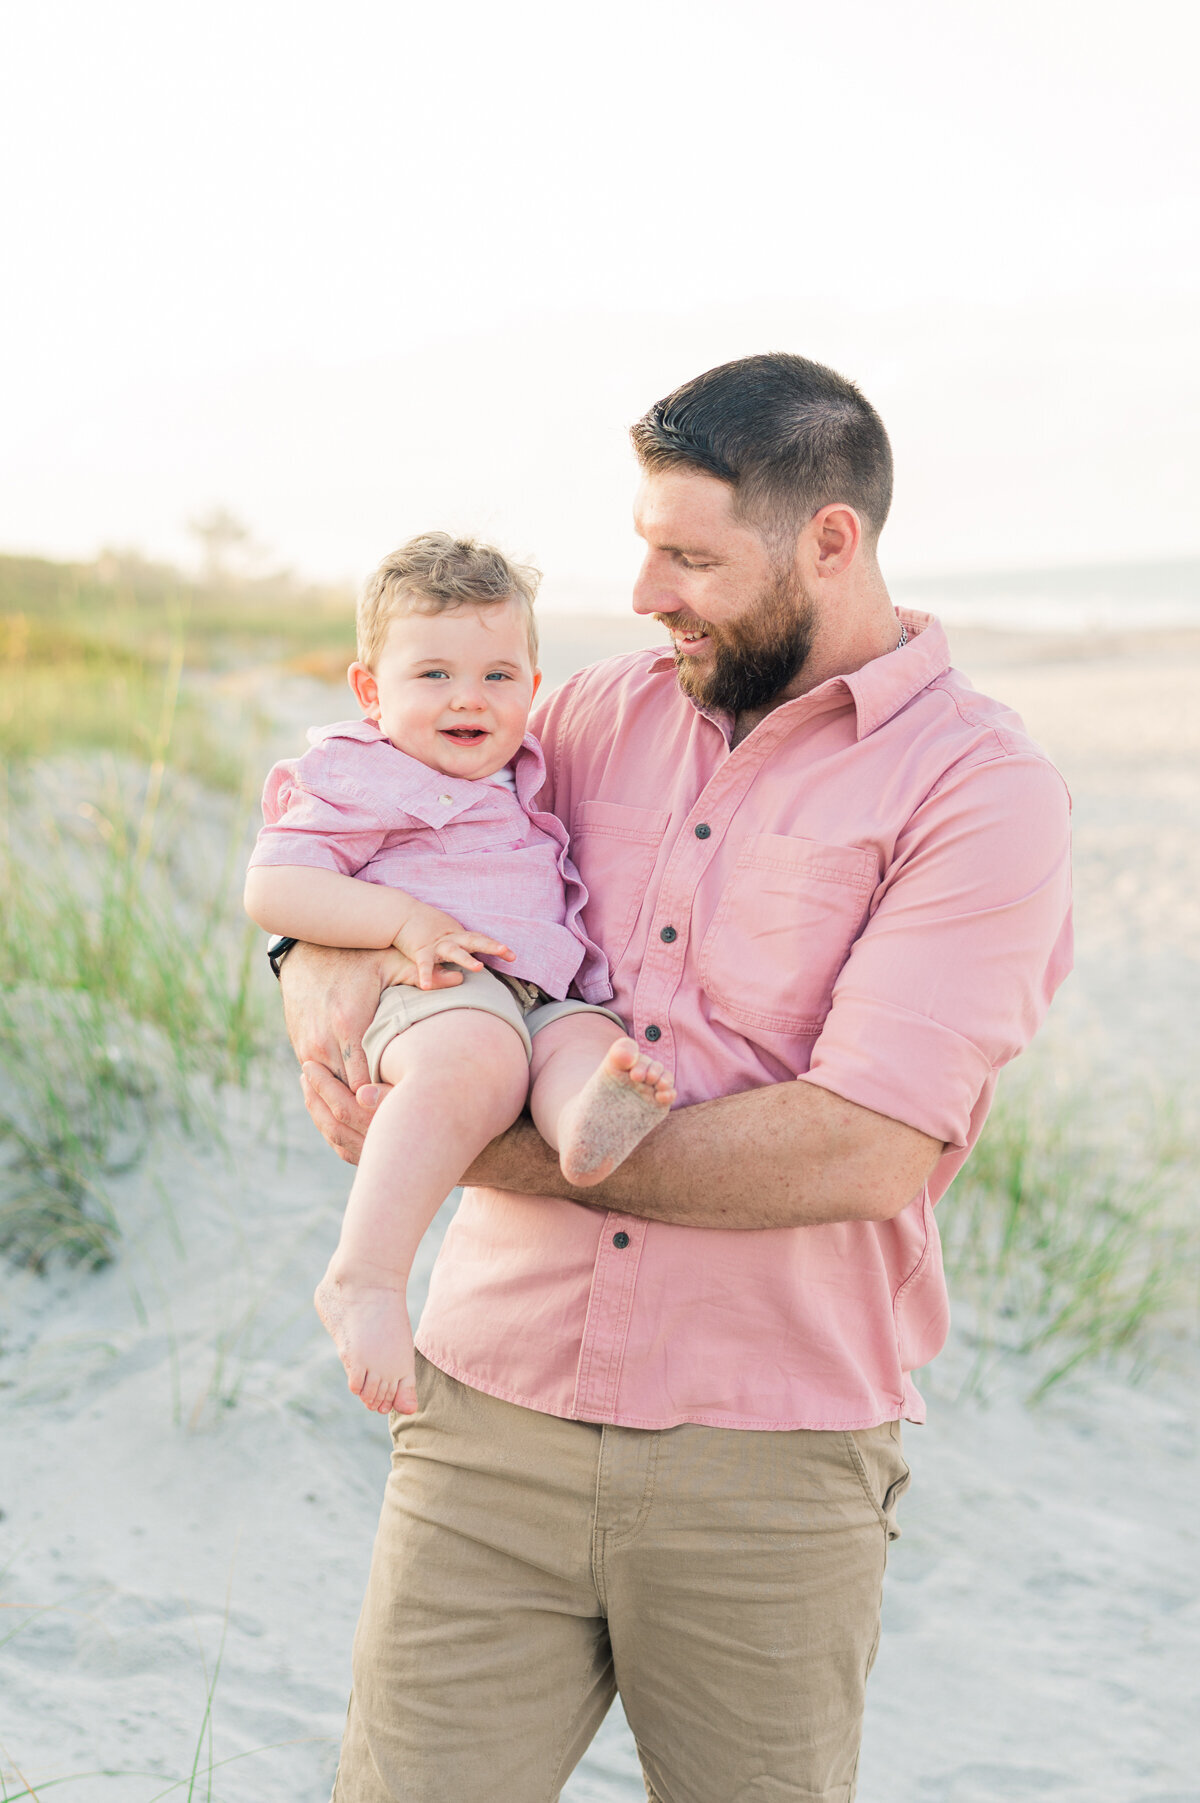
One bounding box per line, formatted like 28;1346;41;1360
267;935;298;979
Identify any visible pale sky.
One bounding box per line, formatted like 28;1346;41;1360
2;0;1197;603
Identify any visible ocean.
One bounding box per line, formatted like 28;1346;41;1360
892;555;1200;632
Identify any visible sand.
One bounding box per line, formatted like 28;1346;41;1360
1;620;1197;1802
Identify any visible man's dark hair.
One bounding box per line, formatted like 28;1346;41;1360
630;353;893;551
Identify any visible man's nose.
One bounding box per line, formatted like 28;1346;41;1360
632;557;677;618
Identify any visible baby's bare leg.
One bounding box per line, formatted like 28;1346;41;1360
315;1009;528;1417
529;1014;675;1189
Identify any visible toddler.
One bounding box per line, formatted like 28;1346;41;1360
244;534;675;1417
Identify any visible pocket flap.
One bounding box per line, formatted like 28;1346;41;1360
573;799;671;843
736;833;875;889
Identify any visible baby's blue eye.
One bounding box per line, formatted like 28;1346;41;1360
484;671;512;682
420;669;449;680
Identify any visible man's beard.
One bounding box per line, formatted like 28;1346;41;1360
661;568;816;715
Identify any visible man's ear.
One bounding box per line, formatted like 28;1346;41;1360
348;661;381;718
531;668;543;698
809;505;863;578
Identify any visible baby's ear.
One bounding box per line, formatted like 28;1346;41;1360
348;661;381;717
530;668;543;698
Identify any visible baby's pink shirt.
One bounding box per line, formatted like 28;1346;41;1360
248;719;611;1003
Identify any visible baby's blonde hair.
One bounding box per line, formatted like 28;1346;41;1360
357;532;541;668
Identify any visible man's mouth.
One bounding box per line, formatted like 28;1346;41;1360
440;727;489;744
671;628;711;655
656;614;713;655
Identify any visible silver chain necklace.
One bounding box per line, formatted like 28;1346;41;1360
896;622;908;649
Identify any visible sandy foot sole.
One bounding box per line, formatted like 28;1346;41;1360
557;1036;675;1186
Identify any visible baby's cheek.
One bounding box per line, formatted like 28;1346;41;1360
498;711;533;751
379;703;435;756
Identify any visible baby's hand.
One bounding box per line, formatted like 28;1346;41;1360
392;898;515;991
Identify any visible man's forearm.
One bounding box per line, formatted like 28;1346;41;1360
282;941;944;1214
463;1080;943;1229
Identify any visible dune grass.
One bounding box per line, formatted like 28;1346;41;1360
939;1066;1198;1398
0;634;240;793
0;629;270;1270
0;548;351;1273
0;549;331;1268
0;809;265;1269
0;550;354;793
0;549;355;669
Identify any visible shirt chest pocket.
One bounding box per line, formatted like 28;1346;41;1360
569;800;670;969
699;833;876;1036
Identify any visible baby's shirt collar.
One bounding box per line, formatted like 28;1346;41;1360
306;718;548;827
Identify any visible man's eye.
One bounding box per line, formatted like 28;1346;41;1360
677;556;711;571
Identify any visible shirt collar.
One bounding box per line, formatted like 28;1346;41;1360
841;611;950;738
307;718;546;822
647;610;950;742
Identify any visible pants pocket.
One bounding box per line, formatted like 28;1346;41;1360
842;1420;912;1540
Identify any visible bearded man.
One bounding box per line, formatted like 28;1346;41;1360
281;353;1072;1803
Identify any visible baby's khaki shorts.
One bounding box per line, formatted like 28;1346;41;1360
362;967;625;1081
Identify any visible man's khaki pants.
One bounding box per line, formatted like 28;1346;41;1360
332;1354;909;1803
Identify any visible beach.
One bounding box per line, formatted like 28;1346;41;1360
2;615;1198;1802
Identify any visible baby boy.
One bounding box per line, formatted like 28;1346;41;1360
244;534;674;1417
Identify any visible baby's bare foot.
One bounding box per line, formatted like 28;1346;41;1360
557;1037;675;1186
314;1263;419;1416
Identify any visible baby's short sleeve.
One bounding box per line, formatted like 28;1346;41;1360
249;740;392;877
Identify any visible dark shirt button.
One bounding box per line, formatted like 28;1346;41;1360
694;822;712;839
659;925;677;943
612;1231;630;1248
644;1024;662;1042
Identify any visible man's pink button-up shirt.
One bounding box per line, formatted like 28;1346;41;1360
248;720;610;1003
416;614;1073;1430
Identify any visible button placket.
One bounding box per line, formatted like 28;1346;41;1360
629;752;764;1063
632;877;698;1059
572;1215;646;1417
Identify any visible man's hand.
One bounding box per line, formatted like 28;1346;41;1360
280;944;401;1163
297;1061;386;1165
392;897;515;991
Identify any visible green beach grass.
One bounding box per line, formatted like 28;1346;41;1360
0;763;266;1268
937;1064;1197;1398
0;549;355;790
0;551;349;1269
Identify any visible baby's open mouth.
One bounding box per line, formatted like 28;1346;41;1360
440;728;488;744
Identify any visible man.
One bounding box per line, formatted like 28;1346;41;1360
281;353;1072;1802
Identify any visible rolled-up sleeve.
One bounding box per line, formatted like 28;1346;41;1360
799;749;1073;1148
247;745;391;876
